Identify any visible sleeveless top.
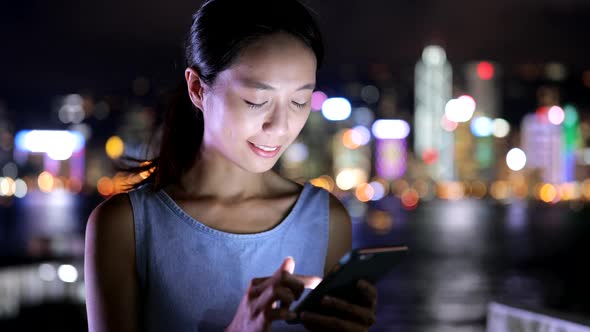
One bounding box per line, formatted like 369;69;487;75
128;181;330;332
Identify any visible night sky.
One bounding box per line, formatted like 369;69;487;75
1;0;589;125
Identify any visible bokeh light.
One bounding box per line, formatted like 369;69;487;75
360;85;380;104
441;114;458;132
492;118;510;138
342;129;362;149
539;183;558;203
547;106;565;125
371;119;410;139
2;162;18;178
57;264;78;283
283;142;309;163
336;168;367;191
105;136;125;159
490;181;510;200
401;188;419;210
97;176;115;196
321;97;351;121
310;175;335;192
367;210;393;234
445;95;476;123
369;181;386;201
506;148;527;171
352;125;371;145
470;116;493;137
477;61;495;80
39;263;57;282
37;172;54;193
14;178;28;198
0;177;16;196
355;183;375;202
311;91;327;111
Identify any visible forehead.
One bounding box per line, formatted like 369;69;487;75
217;33;317;88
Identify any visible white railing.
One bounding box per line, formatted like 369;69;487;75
488;302;590;332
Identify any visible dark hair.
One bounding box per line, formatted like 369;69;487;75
122;0;324;191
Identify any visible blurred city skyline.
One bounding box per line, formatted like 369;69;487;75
1;0;590;117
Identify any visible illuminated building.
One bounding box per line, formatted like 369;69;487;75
521;113;565;183
414;45;454;180
463;61;501;181
14;130;86;190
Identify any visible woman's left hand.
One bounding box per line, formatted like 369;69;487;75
300;279;378;332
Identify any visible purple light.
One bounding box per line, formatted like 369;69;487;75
311;91;327;111
375;139;407;180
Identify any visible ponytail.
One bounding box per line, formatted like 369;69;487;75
120;80;204;192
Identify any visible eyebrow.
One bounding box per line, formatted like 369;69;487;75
239;79;315;91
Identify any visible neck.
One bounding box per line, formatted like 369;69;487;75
174;144;274;201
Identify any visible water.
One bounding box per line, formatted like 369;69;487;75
1;191;589;331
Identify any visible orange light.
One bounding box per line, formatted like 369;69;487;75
367;210;393;234
471;181;487;199
539;183;557;203
97;177;114;197
310;175;335;192
37;172;54;193
105;136;125;159
512;182;529;200
436;181;464;200
559;182;579;201
490;181;509;200
355;183;374;202
401;188;419;210
342;129;361;149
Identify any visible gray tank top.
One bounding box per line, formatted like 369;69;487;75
128;181;329;332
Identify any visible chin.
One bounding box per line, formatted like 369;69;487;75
246;160;278;174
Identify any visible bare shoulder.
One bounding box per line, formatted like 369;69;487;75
85;192;135;253
85;193;139;332
88;192;134;225
324;191;352;275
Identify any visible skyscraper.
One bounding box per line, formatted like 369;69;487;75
414;45;454;180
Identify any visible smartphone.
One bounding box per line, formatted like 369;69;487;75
287;245;408;324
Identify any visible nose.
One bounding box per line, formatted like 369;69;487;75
262;104;288;137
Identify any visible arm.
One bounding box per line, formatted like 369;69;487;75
84;193;140;332
323;193;352;276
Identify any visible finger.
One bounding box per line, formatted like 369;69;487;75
301;311;366;332
356;280;378;309
322;296;376;326
293;274;323;289
255;284;296;313
265;307;298;322
249;277;272;298
282;256;295;274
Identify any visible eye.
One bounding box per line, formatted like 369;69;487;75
292;101;308;109
245;100;267;109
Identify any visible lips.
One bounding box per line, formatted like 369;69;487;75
248;141;282;158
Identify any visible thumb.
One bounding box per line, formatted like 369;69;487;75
279;256;295;275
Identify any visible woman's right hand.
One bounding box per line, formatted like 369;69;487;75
225;257;322;332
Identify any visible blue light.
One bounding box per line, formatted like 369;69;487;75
321;97;351;121
470;117;493;137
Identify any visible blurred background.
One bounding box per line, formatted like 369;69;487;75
1;0;590;331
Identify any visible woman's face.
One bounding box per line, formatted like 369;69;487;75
198;32;317;173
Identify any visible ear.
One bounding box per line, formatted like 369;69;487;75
185;67;206;110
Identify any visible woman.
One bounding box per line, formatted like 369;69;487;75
84;0;378;331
